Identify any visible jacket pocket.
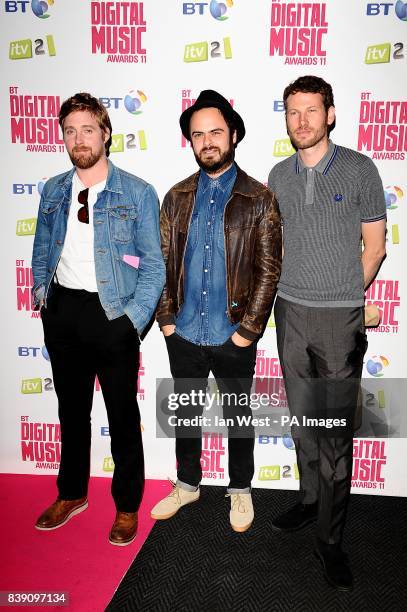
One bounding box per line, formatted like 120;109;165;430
108;206;137;243
40;199;63;215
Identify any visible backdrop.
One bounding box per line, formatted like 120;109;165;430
1;0;406;496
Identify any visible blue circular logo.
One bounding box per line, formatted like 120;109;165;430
282;434;295;450
31;0;53;19
41;345;50;361
210;0;231;20
395;1;407;21
334;193;343;202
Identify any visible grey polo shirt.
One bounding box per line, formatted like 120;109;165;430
268;141;386;307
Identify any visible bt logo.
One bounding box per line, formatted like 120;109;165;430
13;179;46;195
124;90;147;115
31;0;54;18
257;435;295;448
18;346;50;360
5;1;30;12
99;91;147;113
109;131;147;153
396;0;407;19
183;0;233;19
384;185;404;209
37;177;48;194
101;424;143;437
184;37;232;62
4;0;55;17
382;186;402;245
99;97;125;110
282;434;295;450
366;2;407;19
9;35;56;60
210;0;233;20
366;355;390;377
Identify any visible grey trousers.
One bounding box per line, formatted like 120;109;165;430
274;296;367;544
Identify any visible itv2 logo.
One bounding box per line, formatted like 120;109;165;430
184;38;232;62
9;35;56;60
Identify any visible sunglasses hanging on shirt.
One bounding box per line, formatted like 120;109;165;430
77;188;89;224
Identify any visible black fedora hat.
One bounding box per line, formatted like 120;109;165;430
179;89;245;143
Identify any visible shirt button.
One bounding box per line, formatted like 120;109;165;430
210;199;214;204
203;291;206;295
205;245;209;249
207;222;211;225
204;269;208;273
201;312;205;316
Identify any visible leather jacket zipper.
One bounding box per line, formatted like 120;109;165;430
223;195;233;322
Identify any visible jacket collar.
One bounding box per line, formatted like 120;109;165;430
60;159;122;195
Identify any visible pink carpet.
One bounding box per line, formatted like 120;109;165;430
0;474;172;611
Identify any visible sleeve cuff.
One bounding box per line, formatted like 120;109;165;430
157;314;176;328
32;284;45;309
236;325;259;342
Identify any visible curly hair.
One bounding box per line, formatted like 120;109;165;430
283;75;334;112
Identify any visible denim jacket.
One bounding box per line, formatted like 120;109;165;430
31;160;165;334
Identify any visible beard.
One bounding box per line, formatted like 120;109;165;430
68;144;105;169
194;137;235;175
287;123;328;151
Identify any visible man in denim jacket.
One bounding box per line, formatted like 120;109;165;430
31;92;165;545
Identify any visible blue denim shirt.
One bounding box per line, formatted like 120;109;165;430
175;163;239;345
31;160;165;334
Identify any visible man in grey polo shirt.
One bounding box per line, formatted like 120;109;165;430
268;75;386;591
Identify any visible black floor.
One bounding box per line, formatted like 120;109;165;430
107;488;407;612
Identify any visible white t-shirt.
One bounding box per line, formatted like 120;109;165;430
56;172;106;292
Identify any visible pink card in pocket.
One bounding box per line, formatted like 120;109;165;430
123;254;140;269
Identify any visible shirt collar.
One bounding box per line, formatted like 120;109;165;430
198;162;237;193
73;171;106;194
73;172;85;191
295;140;338;175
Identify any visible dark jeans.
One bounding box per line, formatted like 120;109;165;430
274;296;367;545
165;333;257;491
42;285;144;512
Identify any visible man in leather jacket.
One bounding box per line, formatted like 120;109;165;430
151;90;281;532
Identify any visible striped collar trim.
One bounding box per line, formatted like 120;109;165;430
322;144;338;175
295;143;338;175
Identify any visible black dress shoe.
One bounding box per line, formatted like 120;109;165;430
271;502;318;532
314;541;353;591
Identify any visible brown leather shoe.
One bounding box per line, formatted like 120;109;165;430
35;497;88;531
109;511;138;546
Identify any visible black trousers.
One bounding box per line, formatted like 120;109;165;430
42;285;144;512
165;333;257;490
274;297;366;545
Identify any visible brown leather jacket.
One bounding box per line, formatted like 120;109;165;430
156;165;282;341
